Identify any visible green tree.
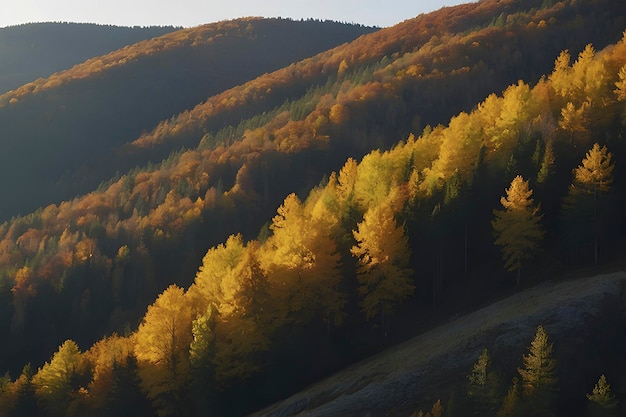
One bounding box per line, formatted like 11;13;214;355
561;143;614;266
32;340;83;417
517;325;558;417
586;374;618;417
492;176;544;285
351;192;414;342
468;349;499;417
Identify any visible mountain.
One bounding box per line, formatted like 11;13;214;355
0;22;178;94
0;0;625;416
0;18;376;220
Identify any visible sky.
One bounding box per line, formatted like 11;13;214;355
0;0;470;29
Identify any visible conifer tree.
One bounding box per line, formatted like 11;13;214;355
498;377;521;417
468;349;499;417
586;374;618;417
561;143;614;266
351;192;414;342
492;176;544;285
517;325;558;417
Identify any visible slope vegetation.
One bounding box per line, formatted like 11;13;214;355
0;1;625;416
0;22;178;94
0;18;375;219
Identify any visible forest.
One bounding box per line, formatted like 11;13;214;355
0;0;625;416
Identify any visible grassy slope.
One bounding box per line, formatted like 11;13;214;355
251;272;626;416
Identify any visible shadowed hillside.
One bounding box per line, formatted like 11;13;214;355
0;22;178;94
0;18;376;220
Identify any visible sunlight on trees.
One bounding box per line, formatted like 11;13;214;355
492;176;544;285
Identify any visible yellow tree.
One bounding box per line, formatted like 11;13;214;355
492;176;544;285
260;193;344;326
32;340;84;417
135;284;193;417
561;143;614;266
517;325;558;417
351;191;414;341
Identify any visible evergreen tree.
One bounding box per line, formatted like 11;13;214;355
492;176;544;285
497;377;521;417
106;354;155;417
561;143;614;266
586;374;618;417
517;325;558;417
12;364;39;417
468;349;499;417
351;192;414;342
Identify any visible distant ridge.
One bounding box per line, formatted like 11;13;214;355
0;22;178;94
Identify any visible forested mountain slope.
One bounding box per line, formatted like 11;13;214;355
0;18;376;219
1;26;625;416
0;0;625;416
0;23;178;94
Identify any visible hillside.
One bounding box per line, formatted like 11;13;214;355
250;271;626;416
0;18;376;219
0;0;624;416
0;22;178;94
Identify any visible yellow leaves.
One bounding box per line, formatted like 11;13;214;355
492;176;544;276
32;340;82;401
351;198;414;320
615;65;626;101
135;285;193;413
573;143;614;192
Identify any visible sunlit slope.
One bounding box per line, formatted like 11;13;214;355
0;22;178;94
0;18;376;219
0;0;623;406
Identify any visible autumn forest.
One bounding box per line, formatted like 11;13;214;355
0;0;626;416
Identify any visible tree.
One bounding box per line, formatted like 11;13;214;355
498;377;521;417
351;194;414;342
517;325;558;417
586;374;618;417
32;340;83;417
135;284;193;417
492;176;544;285
561;143;614;266
468;349;499;417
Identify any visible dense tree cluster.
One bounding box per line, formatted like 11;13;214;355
0;1;624;416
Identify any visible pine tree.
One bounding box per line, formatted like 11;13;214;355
561;143;614;266
517;325;558;417
468;349;499;417
498;377;521;417
351;193;414;342
492;176;544;285
586;374;618;417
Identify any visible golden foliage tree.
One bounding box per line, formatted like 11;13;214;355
586;374;618;417
517;325;558;417
32;340;84;417
351;192;414;340
261;193;344;326
135;284;193;417
561;143;614;266
492;176;544;285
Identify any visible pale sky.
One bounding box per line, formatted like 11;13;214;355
0;0;470;29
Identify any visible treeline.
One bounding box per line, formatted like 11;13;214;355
0;30;625;416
